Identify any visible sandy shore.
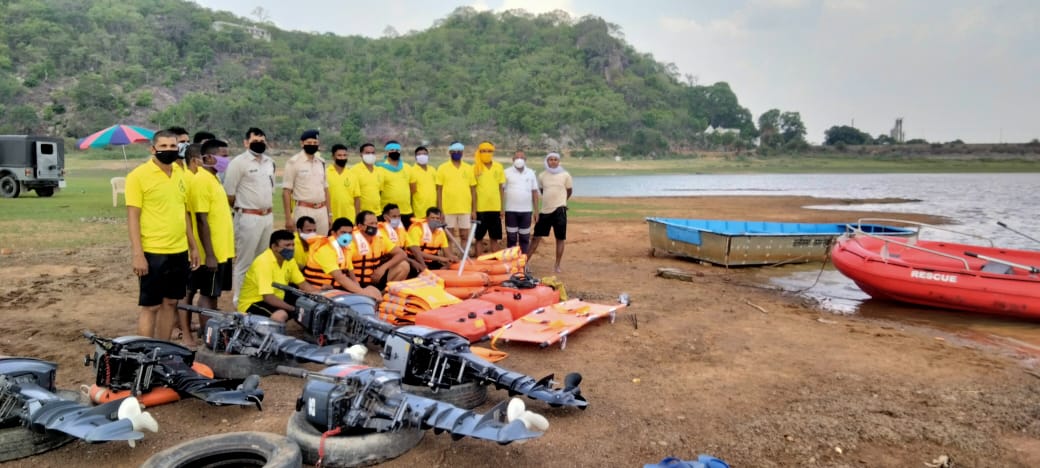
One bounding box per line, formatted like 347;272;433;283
1;195;1037;467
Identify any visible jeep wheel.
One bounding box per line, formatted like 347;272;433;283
35;187;55;197
286;410;423;467
140;431;302;468
0;175;19;198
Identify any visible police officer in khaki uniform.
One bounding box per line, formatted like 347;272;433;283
223;127;275;306
282;129;331;235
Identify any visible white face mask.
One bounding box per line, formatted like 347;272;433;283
389;218;402;228
415;154;429;165
300;232;318;240
513;159;526;169
362;153;377;165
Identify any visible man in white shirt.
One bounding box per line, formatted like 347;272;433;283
502;150;539;254
529;152;573;273
223;127;275;305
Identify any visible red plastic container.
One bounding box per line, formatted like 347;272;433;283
415;299;513;342
478;286;561;320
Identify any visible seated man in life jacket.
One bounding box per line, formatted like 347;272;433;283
303;217;383;301
407;207;457;271
352;210;409;290
238;229;322;322
293;215;320;270
381;203;427;276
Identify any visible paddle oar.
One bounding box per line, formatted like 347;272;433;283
457;221;480;276
997;221;1040;245
964;251;1040;274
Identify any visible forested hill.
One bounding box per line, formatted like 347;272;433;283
0;0;757;151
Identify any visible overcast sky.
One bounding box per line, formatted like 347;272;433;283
193;0;1038;144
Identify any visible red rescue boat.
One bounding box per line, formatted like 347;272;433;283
831;220;1040;319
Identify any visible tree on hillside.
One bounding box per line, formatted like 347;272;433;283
824;125;872;145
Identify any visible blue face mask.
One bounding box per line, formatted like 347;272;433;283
279;248;294;260
337;233;353;247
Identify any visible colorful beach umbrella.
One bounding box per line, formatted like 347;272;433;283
76;125;156;170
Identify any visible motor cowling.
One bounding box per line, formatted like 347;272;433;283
299;364;368;431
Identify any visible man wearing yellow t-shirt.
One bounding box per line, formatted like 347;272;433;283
238;230;320;322
381;203;425;275
435;141;477;257
350;143;384;214
407;207;456;271
302;218;382;301
293;216;320;270
126;130;200;343
472;141;505;256
327;144;361;225
409;145;436;221
376;140;414;227
187;141;236;337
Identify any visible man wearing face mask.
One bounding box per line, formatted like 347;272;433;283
407;207;456;271
409;146;436;220
327;144;361;226
292;216;319;270
202;139;231;182
503;150;540;254
376;141;415;228
189;140;235;315
435;141;477;257
302;218;383;301
379;204;409;249
351;210;409;290
472;141;506;256
126;130;200;342
224;127;276;306
350;143;384;214
529;152;573;273
282;129;331;236
237;230;321;323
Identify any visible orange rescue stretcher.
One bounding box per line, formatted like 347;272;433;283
490;299;627;350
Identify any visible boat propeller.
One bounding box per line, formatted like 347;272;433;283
116;397;158;447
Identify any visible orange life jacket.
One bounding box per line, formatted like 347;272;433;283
303;236;349;288
409;219;445;263
351;229;390;287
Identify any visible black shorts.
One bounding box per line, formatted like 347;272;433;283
504;211;533;229
534;207;568;240
474;211;503;240
139;252;189;307
244;301;280;317
187;260;232;297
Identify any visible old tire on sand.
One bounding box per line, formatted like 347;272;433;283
140;431;301;468
0;389;88;462
286;410;423;467
401;381;488;409
194;348;284;379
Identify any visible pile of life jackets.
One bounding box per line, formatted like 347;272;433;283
378;270;461;325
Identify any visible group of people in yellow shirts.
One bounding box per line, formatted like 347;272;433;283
125;127;572;348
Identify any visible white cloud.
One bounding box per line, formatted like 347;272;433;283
750;0;810;9
659;17;746;38
823;0;867;11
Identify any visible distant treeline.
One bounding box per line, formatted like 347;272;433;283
0;0;760;152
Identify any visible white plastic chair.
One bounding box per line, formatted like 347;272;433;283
111;177;126;207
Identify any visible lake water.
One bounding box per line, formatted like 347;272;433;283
578;173;1040;360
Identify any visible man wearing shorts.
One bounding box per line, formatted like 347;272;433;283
503;150;539;254
529;152;573;273
435;142;477;257
472;141;505;256
187;140;235;334
126;130;200;341
237;230;320;323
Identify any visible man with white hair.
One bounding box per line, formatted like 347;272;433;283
529;152;572;273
